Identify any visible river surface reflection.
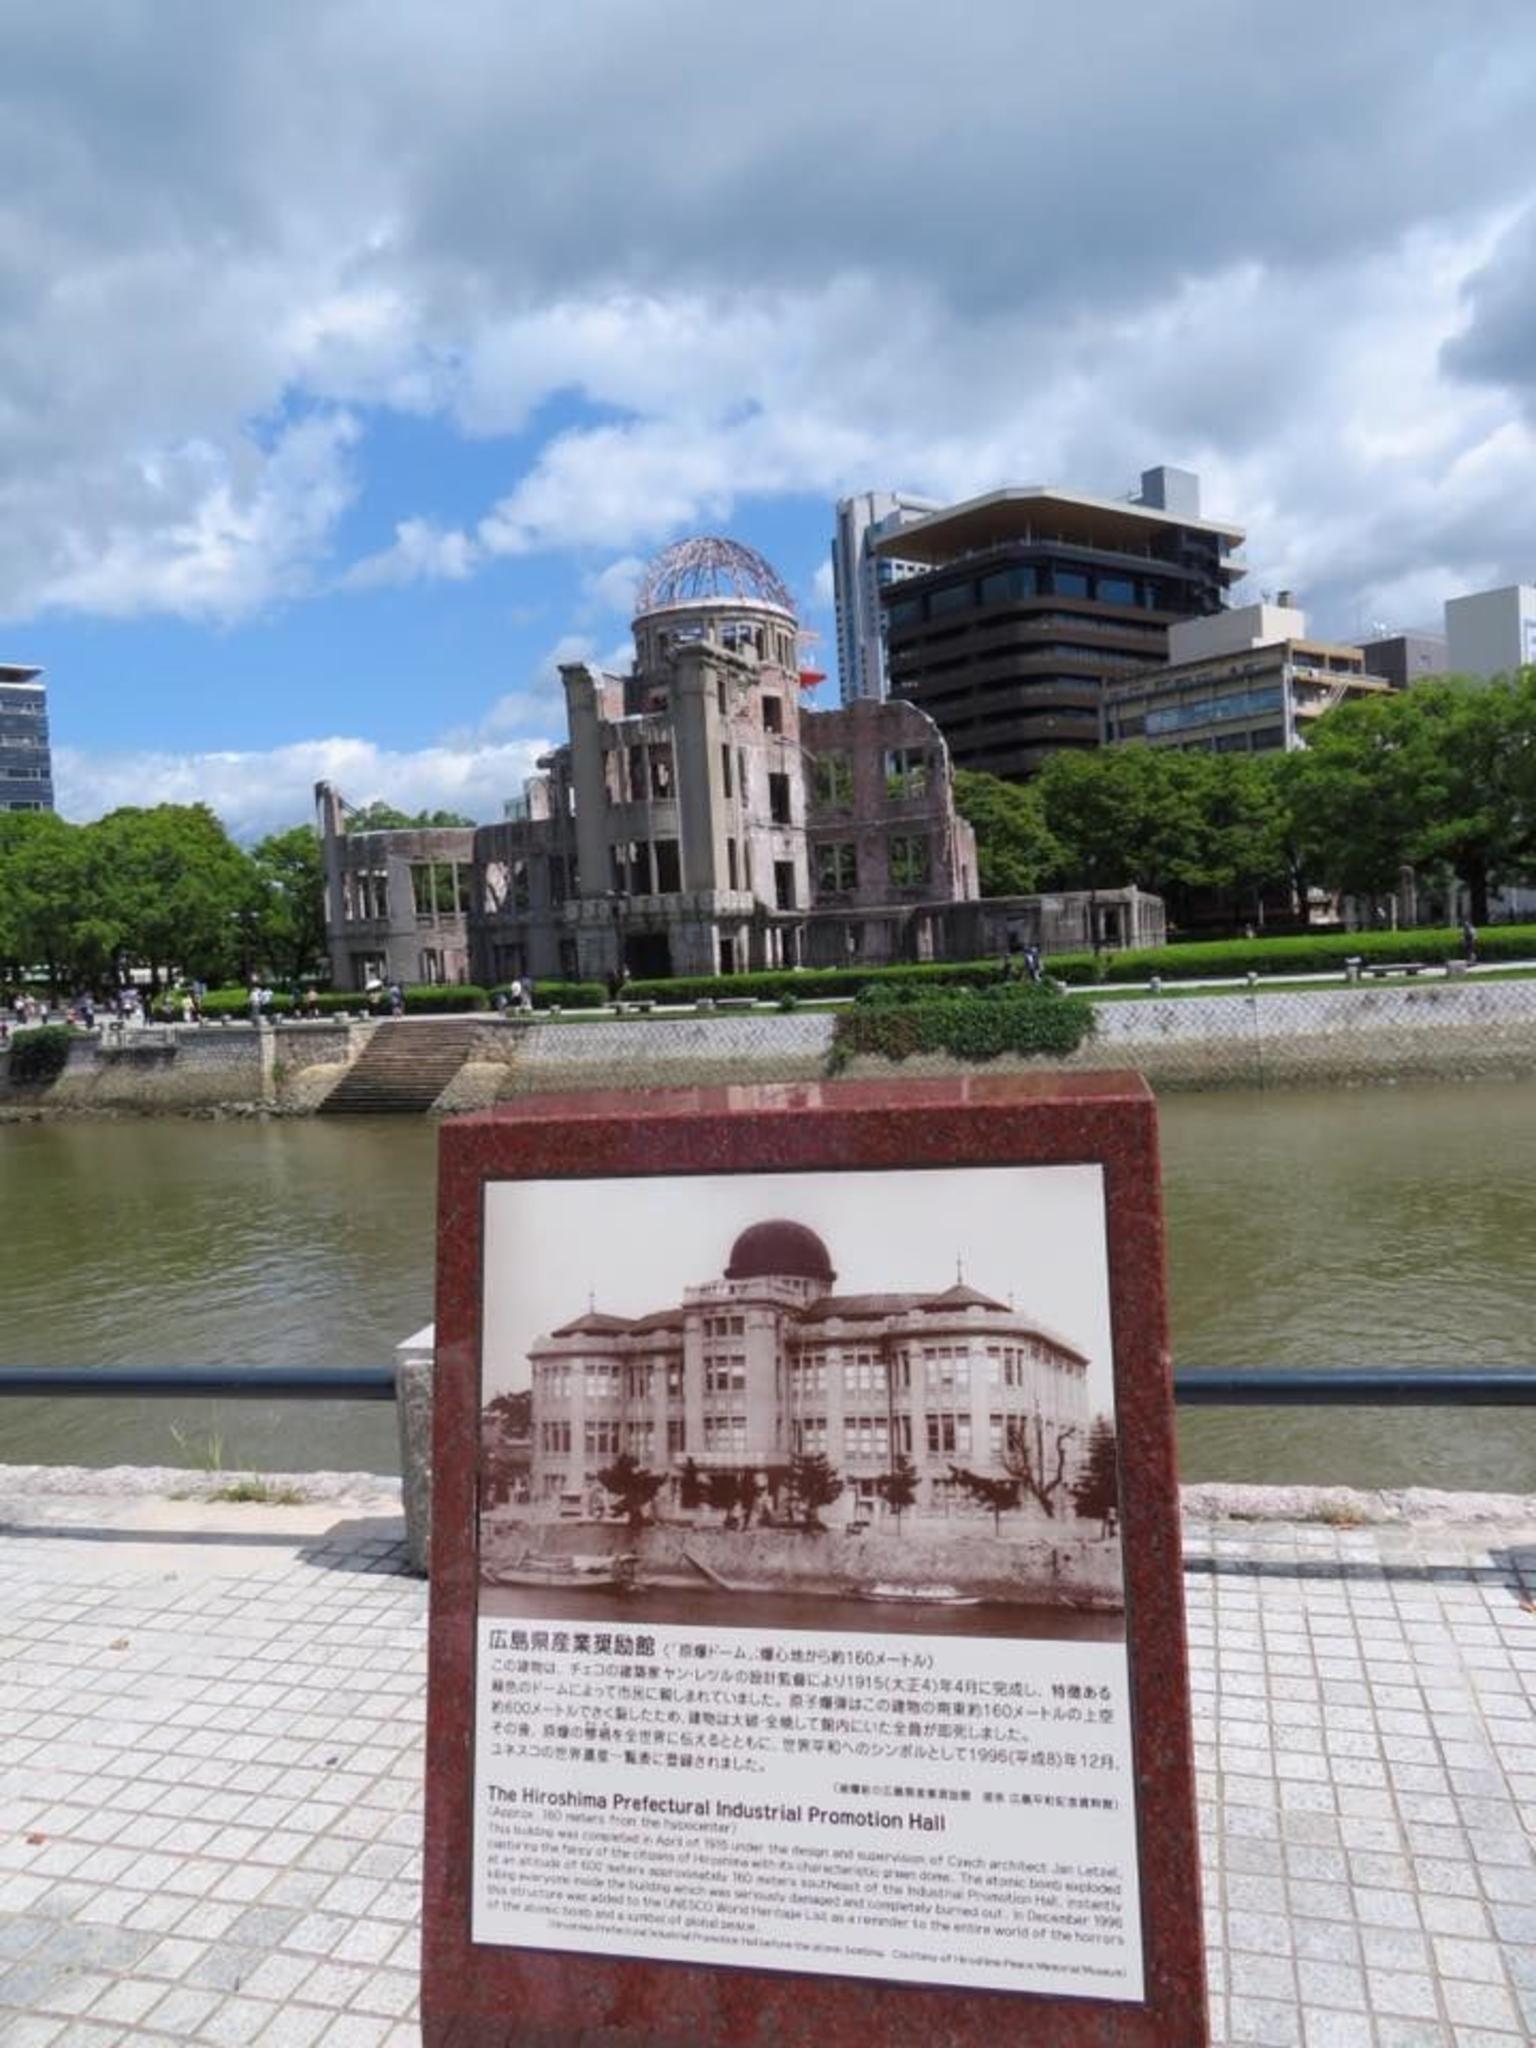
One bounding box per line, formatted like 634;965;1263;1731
3;1077;1535;1489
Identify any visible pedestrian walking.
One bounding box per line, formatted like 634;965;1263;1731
1461;918;1478;967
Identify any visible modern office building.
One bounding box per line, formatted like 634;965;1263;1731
830;490;940;704
1102;602;1391;754
0;663;54;812
1351;630;1447;690
873;467;1246;781
525;1218;1090;1518
1444;585;1536;680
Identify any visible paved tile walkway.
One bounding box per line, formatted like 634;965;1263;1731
2;1490;1534;2046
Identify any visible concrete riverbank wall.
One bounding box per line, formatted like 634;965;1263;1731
6;977;1536;1114
0;1018;370;1114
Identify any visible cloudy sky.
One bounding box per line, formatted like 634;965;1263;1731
7;1;1536;837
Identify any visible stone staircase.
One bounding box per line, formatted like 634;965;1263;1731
318;1018;480;1114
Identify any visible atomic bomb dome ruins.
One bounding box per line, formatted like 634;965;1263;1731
315;534;1162;989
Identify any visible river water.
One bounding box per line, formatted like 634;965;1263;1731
3;1077;1535;1490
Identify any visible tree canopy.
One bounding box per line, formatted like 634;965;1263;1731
345;802;476;832
952;669;1536;927
0;805;329;990
952;771;1062;895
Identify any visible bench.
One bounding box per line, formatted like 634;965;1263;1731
1362;962;1428;979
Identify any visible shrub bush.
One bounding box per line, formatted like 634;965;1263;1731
6;1024;73;1084
401;984;488;1012
830;983;1095;1071
488;980;607;1011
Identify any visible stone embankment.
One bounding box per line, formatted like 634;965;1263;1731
5;976;1536;1116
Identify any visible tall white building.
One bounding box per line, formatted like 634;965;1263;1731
1444;584;1536;680
830;491;939;704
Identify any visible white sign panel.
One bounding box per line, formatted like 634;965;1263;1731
473;1163;1140;1999
472;1616;1142;1999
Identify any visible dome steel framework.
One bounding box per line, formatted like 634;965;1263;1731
635;536;797;617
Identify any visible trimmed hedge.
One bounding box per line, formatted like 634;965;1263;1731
830;984;1095;1070
196;983;492;1018
1049;922;1536;987
5;1024;73;1084
624;961;1011;1006
488;980;608;1011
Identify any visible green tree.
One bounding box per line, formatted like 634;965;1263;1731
1285;696;1434;912
1286;676;1536;923
1037;748;1208;932
952;771;1064;895
949;1465;1020;1534
596;1452;667;1533
88;804;254;988
1397;676;1536;923
346;802;475;832
0;812;104;989
1071;1417;1119;1535
786;1452;844;1531
873;1452;920;1531
250;825;327;983
1188;755;1293;925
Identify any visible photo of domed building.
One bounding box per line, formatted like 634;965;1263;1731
526;1215;1092;1519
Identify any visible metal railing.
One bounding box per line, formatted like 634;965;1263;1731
0;1366;397;1400
3;1366;1536;1406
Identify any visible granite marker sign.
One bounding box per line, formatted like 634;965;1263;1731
423;1075;1206;2046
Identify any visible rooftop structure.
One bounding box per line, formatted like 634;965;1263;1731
1444;583;1536;680
634;535;797;618
1102;601;1391;755
0;662;53;813
1351;629;1447;690
873;468;1246;780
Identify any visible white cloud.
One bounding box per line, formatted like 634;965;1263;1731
5;3;1536;636
13;412;361;624
809;559;835;610
583;554;647;617
52;731;553;842
340;516;478;590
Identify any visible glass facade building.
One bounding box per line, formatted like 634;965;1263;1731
0;664;53;812
874;478;1245;781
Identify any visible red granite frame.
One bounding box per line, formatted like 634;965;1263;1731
423;1073;1205;2048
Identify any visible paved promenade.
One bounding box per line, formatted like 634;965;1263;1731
3;1474;1535;2047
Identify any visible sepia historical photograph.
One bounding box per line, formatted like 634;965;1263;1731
477;1164;1125;1639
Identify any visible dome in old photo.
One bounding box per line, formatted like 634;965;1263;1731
724;1218;836;1284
